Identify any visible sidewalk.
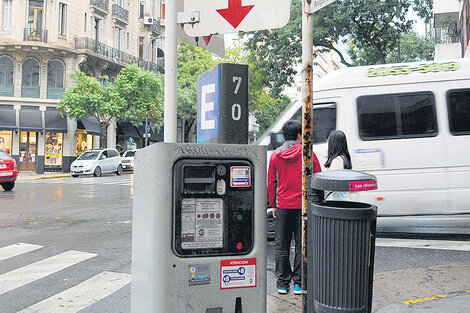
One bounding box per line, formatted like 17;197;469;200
16;171;71;181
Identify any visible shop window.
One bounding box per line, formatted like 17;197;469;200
45;132;63;169
76;129;94;156
0;130;13;155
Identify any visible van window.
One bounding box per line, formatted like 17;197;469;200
447;89;470;135
357;92;437;140
291;103;337;144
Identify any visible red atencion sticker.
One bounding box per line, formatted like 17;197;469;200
349;180;377;191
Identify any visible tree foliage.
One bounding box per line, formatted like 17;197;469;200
114;64;164;129
58;72;123;148
243;0;433;97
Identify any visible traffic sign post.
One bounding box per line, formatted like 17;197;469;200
183;0;291;37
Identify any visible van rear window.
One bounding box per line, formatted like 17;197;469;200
357;92;438;140
447;89;470;135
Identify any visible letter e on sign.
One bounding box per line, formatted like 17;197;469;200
201;84;216;130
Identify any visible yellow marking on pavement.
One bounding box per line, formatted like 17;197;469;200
401;294;447;305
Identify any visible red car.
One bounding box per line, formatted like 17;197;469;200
0;150;18;191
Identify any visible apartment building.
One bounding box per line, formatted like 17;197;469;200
0;0;164;173
433;0;470;59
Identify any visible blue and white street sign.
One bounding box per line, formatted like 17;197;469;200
197;66;220;143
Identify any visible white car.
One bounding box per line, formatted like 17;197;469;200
121;149;138;171
70;149;122;177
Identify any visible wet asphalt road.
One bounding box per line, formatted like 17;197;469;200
1;174;469;312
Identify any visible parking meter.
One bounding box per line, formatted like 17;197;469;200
131;143;267;313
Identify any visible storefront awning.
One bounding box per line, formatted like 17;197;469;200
45;110;68;133
79;116;101;136
118;123;141;139
19;109;42;132
137;124;161;142
0;108;16;131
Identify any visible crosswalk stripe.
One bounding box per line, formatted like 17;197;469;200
0;250;97;295
0;243;43;262
376;238;470;251
17;271;131;313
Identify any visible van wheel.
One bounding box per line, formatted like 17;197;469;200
116;164;123;176
93;166;102;177
1;181;15;191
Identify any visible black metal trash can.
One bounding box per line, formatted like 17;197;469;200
307;170;378;313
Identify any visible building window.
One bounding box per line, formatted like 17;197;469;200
0;55;14;85
47;60;65;88
58;3;67;35
45;132;63;169
357;92;438;140
447;89;470;135
3;0;12;30
138;36;145;59
114;28;124;51
117;0;125;9
22;58;40;98
139;0;146;18
93;18;103;42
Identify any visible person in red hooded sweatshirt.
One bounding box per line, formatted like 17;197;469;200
268;120;321;295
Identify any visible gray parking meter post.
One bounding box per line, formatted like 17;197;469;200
131;143;267;313
307;170;378;313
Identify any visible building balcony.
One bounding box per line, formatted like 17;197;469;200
90;0;109;15
23;28;48;43
21;86;40;98
75;37;163;74
112;4;129;24
0;84;14;97
47;87;65;99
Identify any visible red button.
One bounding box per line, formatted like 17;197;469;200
236;242;243;250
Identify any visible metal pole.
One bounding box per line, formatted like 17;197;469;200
164;0;177;142
301;1;314;312
145;117;149;147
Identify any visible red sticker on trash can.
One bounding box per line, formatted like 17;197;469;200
349;180;377;191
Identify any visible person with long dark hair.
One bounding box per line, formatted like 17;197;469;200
324;130;352;170
324;130;352;200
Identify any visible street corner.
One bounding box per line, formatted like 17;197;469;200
376;290;470;313
267;291;302;312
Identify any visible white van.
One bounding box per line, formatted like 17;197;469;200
259;58;470;233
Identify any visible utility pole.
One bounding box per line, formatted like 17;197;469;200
301;1;314;312
164;0;177;142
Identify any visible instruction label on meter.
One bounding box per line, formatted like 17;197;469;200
230;166;251;187
181;198;223;249
220;258;257;289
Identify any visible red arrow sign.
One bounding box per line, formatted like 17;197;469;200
216;0;255;29
203;35;212;46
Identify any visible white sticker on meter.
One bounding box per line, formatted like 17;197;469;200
216;179;226;195
181;198;223;250
230;166;251;187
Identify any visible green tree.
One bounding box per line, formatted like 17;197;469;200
177;41;217;141
348;30;435;65
243;0;433;97
114;64;164;133
58;72;123;148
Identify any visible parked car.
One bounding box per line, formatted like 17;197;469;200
0;150;18;191
70;149;122;177
121;149;138;171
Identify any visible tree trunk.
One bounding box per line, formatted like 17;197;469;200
184;119;195;143
100;122;108;149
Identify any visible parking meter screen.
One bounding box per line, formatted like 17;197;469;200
173;159;254;257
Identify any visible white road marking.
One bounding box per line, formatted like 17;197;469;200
17;271;131;313
0;243;43;262
0;250;97;295
376;238;470;251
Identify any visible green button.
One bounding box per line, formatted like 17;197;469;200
236;213;243;221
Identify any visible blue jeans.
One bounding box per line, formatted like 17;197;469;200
274;208;301;289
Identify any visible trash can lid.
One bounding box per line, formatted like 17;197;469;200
310;170;377;192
